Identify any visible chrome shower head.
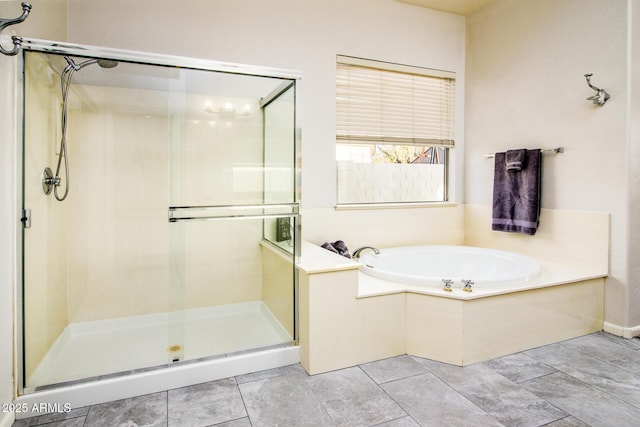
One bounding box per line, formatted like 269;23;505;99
63;56;118;72
97;59;118;69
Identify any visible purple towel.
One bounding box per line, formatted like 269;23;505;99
321;240;351;258
506;149;526;171
492;149;542;235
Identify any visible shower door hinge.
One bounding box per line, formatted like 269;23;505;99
21;209;31;228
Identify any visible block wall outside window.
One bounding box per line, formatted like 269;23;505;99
337;161;445;204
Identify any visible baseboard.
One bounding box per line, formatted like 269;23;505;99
0;411;15;427
603;321;640;338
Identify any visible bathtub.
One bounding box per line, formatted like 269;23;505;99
357;245;542;288
299;239;605;372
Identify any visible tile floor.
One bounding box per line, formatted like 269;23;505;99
13;332;640;427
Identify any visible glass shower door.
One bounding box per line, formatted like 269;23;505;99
21;47;298;391
262;82;298;341
263;82;297;252
21;51;181;388
167;69;298;364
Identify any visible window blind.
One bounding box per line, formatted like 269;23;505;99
336;56;455;147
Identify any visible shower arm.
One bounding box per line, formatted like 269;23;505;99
0;2;31;56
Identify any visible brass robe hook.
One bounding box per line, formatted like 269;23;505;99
584;73;610;107
0;2;32;56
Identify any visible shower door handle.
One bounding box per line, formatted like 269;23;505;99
21;209;31;228
168;203;299;222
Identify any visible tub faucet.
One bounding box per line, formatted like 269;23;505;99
352;246;380;259
442;279;453;292
462;279;474;292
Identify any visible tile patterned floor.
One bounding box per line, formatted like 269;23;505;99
13;332;640;427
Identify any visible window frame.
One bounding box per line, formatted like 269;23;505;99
335;55;456;206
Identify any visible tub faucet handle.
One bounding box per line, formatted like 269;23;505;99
442;279;453;292
462;279;474;292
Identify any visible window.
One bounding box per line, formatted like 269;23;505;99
336;55;455;204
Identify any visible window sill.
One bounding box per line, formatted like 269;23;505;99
334;202;458;211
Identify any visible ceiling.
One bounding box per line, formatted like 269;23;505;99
395;0;495;16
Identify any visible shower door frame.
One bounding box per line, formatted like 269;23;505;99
15;38;302;396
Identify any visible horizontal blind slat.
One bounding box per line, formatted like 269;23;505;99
337;60;455;147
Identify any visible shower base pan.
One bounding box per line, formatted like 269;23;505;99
28;301;293;388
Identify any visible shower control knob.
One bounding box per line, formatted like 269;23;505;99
41;167;60;195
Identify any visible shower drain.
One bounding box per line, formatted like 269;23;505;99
167;345;182;362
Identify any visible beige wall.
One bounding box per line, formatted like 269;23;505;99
0;0;67;42
464;0;639;333
65;0;467;208
628;1;640;334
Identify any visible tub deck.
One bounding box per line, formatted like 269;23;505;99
358;260;607;300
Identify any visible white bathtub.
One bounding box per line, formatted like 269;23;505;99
357;245;542;288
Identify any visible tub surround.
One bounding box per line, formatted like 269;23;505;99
295;240;357;274
298;242;605;372
301;204;464;251
298;205;609;373
302;204;609;274
406;279;603;366
466;204;636;336
298;242;405;375
464;204;609;273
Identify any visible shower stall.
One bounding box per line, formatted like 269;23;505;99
17;41;300;395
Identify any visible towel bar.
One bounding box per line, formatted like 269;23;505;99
484;147;564;159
